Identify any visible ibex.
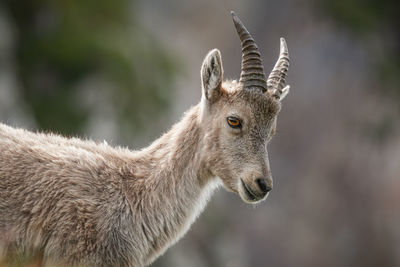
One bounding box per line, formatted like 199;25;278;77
0;12;290;266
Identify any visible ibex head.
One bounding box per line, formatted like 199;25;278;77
199;12;290;204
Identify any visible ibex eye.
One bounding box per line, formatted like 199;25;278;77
227;117;241;128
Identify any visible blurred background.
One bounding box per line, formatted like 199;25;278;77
0;0;399;266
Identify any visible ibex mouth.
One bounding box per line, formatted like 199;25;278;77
240;179;262;202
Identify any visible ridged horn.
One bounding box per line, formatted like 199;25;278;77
267;38;290;98
231;11;268;92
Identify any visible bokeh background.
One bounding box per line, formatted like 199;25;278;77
0;0;399;266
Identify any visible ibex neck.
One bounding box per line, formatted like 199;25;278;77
126;104;219;265
140;104;212;185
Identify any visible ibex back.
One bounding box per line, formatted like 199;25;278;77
0;12;290;266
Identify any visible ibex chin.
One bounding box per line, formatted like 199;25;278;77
0;12;290;266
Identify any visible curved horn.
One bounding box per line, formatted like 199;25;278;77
267;38;290;99
231;11;267;92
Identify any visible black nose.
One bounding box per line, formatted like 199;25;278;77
256;178;272;194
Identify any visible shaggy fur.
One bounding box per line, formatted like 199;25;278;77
0;48;285;266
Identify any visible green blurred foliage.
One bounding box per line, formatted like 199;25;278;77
320;0;400;143
0;0;178;137
320;0;400;98
322;0;394;33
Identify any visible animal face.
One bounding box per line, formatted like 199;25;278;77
198;12;290;204
201;79;281;203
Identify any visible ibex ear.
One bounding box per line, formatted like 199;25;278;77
201;49;223;101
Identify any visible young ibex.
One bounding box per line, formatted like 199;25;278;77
0;12;290;266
